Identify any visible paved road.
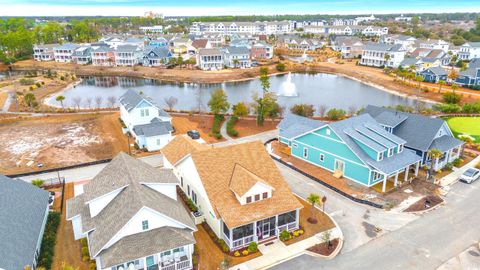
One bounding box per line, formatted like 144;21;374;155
270;172;480;270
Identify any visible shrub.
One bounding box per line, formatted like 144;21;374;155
290;103;315;117
60;76;65;81
81;246;89;256
432;103;462;113
186;198;198;212
279;230;291;241
462;102;480;113
248;242;258;253
19;78;35;85
31;179;44;187
234;251;241;257
276;62;286;72
443;163;453;171
218;239;230;253
242;250;249;256
298;229;304;235
211;114;224;138
37;212;61;270
226;116;239;137
476;162;480;169
452;158;463;167
293;231;300;237
82;255;90;262
442;92;462;104
29;85;37;91
326;108;346;120
89;262;96;270
35;82;42;88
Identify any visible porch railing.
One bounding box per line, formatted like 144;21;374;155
160;257;191;270
277;221;298;235
231;235;255;250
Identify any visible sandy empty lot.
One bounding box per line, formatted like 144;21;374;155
0;113;127;175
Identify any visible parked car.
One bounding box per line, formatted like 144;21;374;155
48;191;55;208
187;130;200;140
459;168;480;184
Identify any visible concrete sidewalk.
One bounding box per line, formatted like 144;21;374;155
439;155;480;187
230;227;342;270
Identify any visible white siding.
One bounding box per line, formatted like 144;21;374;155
143;183;178;201
71;215;86;240
88;187;124;218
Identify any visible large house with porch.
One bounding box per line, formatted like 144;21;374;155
360;42;405;68
33;44;57;61
119;89;173;151
278;113;422;192
66;153;196;270
162;136;303;251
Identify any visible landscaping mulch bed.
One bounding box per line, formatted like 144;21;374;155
404;195;444;212
307;238;339;256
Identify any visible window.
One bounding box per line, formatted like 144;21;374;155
372;172;383;181
326;129;331;135
388;148;394;157
156;138;161;145
262;192;268;199
142;220;149;230
246;196;252;203
180;177;183;187
303;148;308;158
145;109;149;116
192;190;197;204
378;152;384;161
292;143;298;148
140;109;145;117
398;144;404;153
254;194;260;201
319;153;325;162
187;185;190;196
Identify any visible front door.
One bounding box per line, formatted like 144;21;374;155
262;221;270;238
146;256;155;270
334;159;345;173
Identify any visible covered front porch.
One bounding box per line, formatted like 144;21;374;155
426;144;462;172
109;245;193;270
221;209;300;250
373;160;421;193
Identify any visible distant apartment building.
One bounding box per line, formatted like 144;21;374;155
33;44;57;61
331;18;358;26
327;25;388;36
360;42;406;68
190;21;292;36
53;43;78;63
355;14;376;23
139;25;164;34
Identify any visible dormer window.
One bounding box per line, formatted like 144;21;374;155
142;220;149;230
254;194;260;201
378;152;384;161
398;144;404;153
388;148;394;157
246;196;252;203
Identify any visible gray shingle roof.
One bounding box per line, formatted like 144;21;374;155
373;110;408;128
364;42;403;52
430;135;464;152
133;118;173;137
98;227;195;268
278;114;325;139
225;46;250;55
400;57;421;66
364;105;448;151
55;43;78;50
119;90;170;119
66;153;196;260
116;44;141;53
0;175;49;270
144;46;171;59
425;66;448;76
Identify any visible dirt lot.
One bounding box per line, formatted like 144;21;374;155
234;117;279;138
0;112;127;175
404;195;444;212
171;113;225;143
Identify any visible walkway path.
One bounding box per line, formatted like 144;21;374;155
220;116;234;141
1;92;12;112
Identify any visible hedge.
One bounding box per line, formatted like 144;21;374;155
37;211;61;270
210;114;224;139
226;116;239;137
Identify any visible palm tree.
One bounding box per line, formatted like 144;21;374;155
307;193;321;223
437;80;446;94
427;148;442;178
451;84;459;95
232;59;240;68
415;75;424;92
56;95;65;108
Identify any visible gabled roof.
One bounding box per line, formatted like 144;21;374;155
162;137;303;228
401;57;422;66
0;175;49;270
278;114;325;139
55;43;78;50
161;135;210;165
374;110;408;128
199;48;223;56
66;153;195;259
133;118;173;137
364;105;450;151
229;164;271;197
364;42;403;52
424;66;448;76
143;46;171;59
119;90;170;118
116;44;141;52
225;46;250;55
191;38;209;49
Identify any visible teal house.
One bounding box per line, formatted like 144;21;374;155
278;113;422;192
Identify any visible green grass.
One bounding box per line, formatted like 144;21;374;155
446;117;480;143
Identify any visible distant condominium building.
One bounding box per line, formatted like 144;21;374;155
189;21;293;36
139;25;164;34
327;25;388;36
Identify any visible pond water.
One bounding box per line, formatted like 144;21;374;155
47;73;424;114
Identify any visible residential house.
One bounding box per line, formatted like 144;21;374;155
33;44;57;61
330;36;364;58
224;46;252;68
100;35;125;49
418;39;449;52
458;42;480;61
91;46;115;66
66;153;196;270
53;43;78;62
251;42;274;59
278;113;422;192
0;174;49;270
456;58;480;86
139;25;164;34
143;46;172;67
72;46;92;65
364;105;463;171
360;43;405;68
201;33;225;47
162;136;303;250
197;48;224;70
115;45;143;66
119;89;173;151
381;34;417;52
188;39;212;56
399;57;424;71
171;38;192;56
418;66;448;83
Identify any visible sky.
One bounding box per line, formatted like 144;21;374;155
0;0;479;17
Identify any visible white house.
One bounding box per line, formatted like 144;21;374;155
418;39;450;53
382;34;417;52
197;48;224;70
115;45;143;66
162;137;303;251
360;43;406;68
119;89;173;151
223;46;251;68
66;153;196;270
458;42;480;61
33;44;57;61
53;43;79;62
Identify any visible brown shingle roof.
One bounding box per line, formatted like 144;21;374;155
161;135;210;165
229;164;272;197
192;39;209;49
163;137;303;228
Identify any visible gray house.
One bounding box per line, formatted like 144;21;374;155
418;66;448;83
364;105;464;171
143;46;173;67
0;175;49;270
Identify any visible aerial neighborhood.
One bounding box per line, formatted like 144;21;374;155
1;5;480;270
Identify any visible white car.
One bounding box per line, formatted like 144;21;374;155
459;168;480;184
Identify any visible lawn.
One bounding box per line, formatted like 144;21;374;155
446;117;480;143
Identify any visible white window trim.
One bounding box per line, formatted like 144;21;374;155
292;143;298;148
388;148;394;157
398;144;404;153
378;151;384;161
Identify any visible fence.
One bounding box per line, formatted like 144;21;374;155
264;138;384;209
6;158;112;178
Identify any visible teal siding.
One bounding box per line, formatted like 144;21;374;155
279;136;290;146
352;138;379;160
295;133;363;164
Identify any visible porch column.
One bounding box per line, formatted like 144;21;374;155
253;221;257;242
394;171;399;187
404;165;409;182
229;225;233;249
382;173;388;193
295;209;300;229
415;161;420;177
275;215;279;236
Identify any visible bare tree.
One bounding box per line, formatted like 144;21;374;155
318;104;328;117
164;96;178;111
95;96;103;109
107;96;117;108
348;105;357;116
72;96;82;110
86;97;93;109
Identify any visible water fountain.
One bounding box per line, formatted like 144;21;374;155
277;72;298;97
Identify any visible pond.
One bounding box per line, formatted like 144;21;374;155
47;72;425;115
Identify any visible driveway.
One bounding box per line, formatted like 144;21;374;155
270;170;480;270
